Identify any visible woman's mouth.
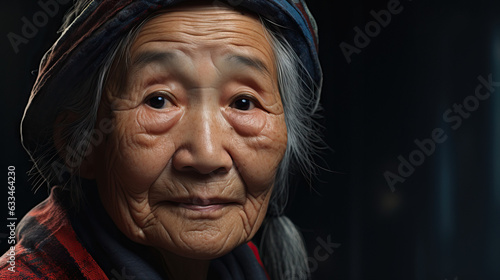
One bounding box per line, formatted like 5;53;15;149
168;197;238;213
178;203;226;212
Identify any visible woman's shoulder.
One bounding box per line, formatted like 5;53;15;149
0;186;108;279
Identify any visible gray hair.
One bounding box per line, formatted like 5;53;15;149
260;18;322;279
30;2;322;279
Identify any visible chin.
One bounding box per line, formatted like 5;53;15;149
156;230;246;260
131;200;265;260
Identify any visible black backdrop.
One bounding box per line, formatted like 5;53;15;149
2;0;500;279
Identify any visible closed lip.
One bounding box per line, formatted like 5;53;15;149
177;203;226;212
166;197;239;212
168;197;236;206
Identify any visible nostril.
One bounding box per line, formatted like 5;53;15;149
212;167;229;175
176;165;229;176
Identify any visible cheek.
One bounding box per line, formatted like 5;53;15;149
226;110;287;194
101;107;182;192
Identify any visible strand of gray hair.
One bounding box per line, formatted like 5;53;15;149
258;19;323;280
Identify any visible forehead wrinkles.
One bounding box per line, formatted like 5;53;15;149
130;8;275;63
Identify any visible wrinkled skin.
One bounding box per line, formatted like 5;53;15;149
82;4;287;279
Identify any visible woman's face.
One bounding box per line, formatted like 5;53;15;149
86;5;287;259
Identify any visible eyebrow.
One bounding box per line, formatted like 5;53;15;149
131;51;177;70
131;51;271;79
227;55;271;76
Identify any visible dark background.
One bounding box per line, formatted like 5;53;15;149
2;0;500;279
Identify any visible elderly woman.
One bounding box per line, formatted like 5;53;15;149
1;0;322;279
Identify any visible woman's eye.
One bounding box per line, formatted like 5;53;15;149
146;95;169;109
231;97;255;111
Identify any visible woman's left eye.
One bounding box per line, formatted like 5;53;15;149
230;97;256;111
146;95;170;109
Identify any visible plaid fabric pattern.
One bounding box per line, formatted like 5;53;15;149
0;188;107;279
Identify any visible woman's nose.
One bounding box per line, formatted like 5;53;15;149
172;105;233;175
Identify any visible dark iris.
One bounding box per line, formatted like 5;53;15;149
233;98;253;110
147;96;166;109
